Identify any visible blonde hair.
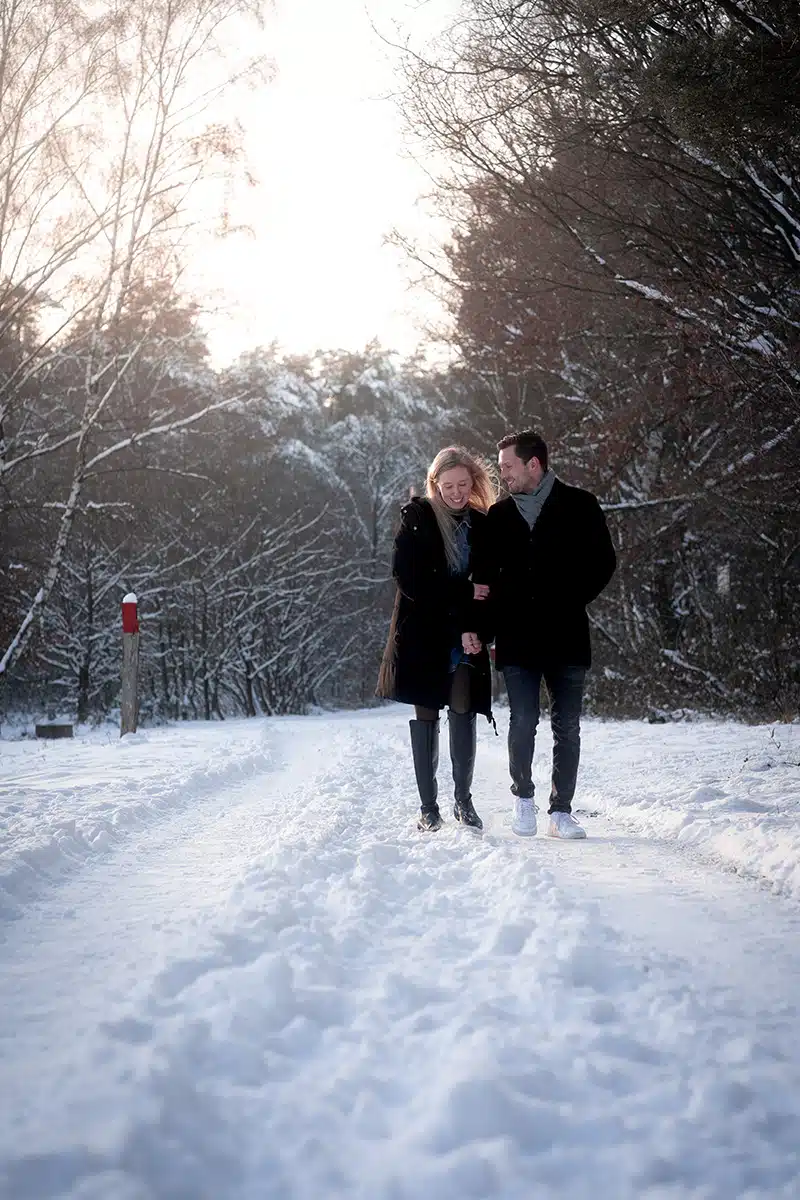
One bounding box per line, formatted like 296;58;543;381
425;446;498;571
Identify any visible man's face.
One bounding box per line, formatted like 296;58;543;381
498;446;543;494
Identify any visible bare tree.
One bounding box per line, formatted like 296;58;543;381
0;0;266;677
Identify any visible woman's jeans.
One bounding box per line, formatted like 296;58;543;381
502;664;586;813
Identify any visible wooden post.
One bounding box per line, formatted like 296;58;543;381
121;592;140;736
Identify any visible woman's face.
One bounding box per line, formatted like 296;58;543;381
437;465;473;510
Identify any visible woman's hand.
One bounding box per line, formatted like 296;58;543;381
462;632;482;655
473;583;490;601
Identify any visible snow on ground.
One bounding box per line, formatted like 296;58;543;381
3;711;798;914
1;709;799;1199
0;721;276;919
579;718;800;899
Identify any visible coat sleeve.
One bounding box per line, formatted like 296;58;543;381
467;514;493;589
461;511;496;642
392;507;473;611
581;496;617;605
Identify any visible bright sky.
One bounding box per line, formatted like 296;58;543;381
197;0;460;366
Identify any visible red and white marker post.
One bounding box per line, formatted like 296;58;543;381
120;592;140;737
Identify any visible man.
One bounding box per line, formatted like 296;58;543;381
484;430;616;839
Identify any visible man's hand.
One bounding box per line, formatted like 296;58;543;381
473;583;490;600
462;632;482;655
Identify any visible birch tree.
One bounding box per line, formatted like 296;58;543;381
0;0;265;678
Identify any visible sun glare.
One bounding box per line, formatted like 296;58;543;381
191;0;459;366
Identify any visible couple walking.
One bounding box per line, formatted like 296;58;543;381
377;430;617;838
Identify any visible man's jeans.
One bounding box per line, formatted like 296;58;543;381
502;665;587;813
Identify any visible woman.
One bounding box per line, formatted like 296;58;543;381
377;447;497;831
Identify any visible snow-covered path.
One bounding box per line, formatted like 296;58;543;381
1;711;799;1199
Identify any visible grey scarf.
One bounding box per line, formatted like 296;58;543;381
511;469;556;529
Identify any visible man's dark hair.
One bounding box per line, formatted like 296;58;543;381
497;430;548;471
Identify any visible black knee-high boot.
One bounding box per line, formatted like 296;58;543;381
449;710;482;829
409;719;441;830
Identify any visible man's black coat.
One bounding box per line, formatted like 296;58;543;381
481;479;616;670
376;497;493;716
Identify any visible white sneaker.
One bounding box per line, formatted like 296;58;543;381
548;811;587;839
512;797;537;837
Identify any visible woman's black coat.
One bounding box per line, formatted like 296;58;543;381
376;498;493;717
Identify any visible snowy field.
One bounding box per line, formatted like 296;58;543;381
1;707;799;1199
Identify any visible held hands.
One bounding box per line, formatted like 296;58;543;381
473;583;490;600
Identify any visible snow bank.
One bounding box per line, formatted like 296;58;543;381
577;719;800;898
0;720;276;917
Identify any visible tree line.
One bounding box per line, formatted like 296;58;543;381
1;0;797;724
